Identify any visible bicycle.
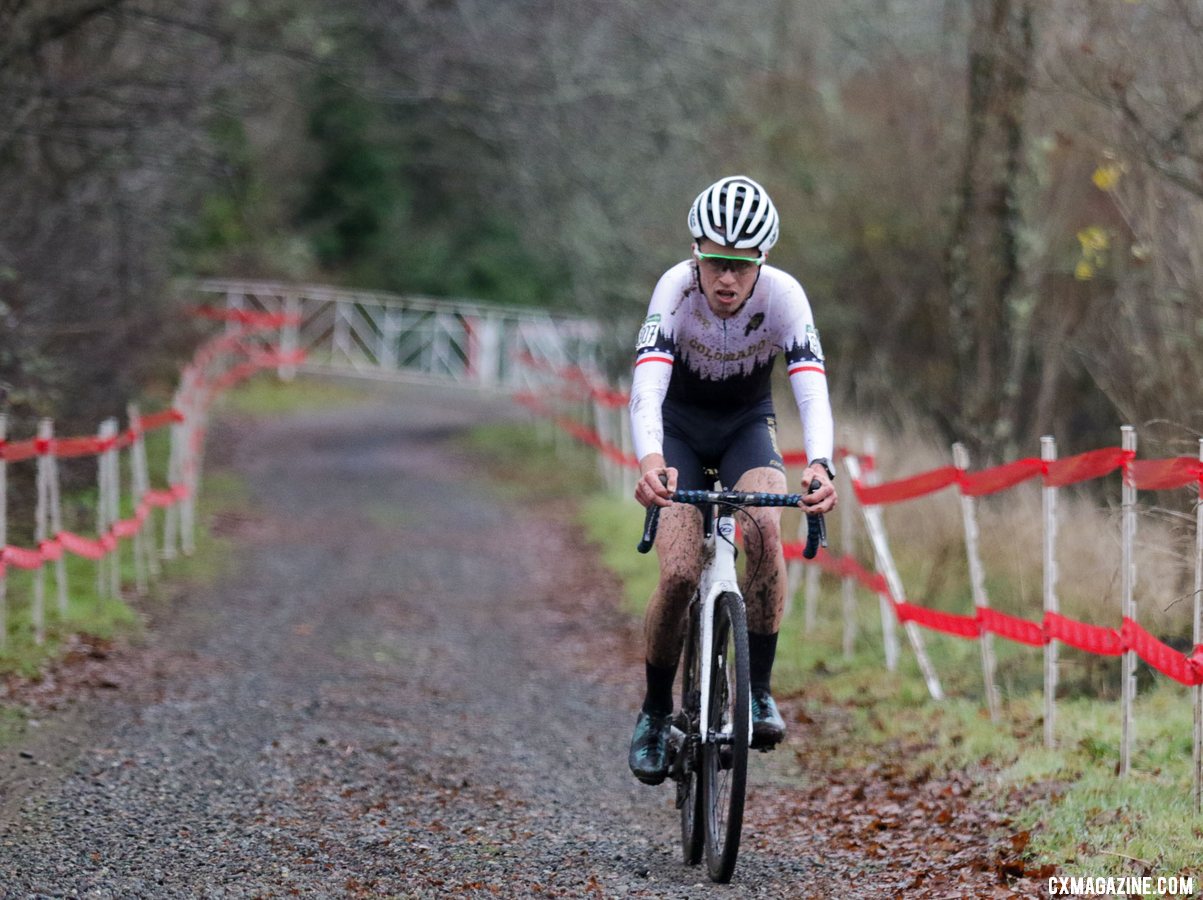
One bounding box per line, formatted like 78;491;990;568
636;478;826;883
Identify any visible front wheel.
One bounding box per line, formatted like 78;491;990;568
703;591;749;883
678;602;704;865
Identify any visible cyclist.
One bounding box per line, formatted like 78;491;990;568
627;175;837;785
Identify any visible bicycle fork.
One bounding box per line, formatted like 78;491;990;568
696;512;750;751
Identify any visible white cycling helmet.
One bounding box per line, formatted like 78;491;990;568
688;175;780;252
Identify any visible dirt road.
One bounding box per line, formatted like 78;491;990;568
0;382;1041;898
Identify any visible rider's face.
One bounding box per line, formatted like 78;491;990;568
694;239;763;319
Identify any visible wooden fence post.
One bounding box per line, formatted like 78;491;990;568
953;442;1001;723
1042;435;1060;749
1120;424;1137;777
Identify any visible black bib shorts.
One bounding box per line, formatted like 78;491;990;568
662;398;786;491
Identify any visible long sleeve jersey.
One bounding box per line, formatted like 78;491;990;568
629;260;833;465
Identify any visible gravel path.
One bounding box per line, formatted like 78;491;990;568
0;382;1039;898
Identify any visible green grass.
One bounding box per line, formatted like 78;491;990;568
460;419;605;502
216;372;379;417
580;493;659;618
479;415;1203;882
0;462;245;678
1;374;372;677
0;375;306;677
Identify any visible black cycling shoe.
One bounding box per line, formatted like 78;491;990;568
750;689;786;750
628;709;673;785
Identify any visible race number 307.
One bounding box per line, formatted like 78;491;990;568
637;314;661;349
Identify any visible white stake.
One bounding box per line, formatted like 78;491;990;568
845;451;899;671
126;406;149;593
1193;437;1202;813
953;442;1000;722
182;391;199;558
46;425;67;617
104;418;121;599
864;436;898;670
784;511;805;622
1120;425;1137;777
1042;436;1060;749
162;388;182;562
592;397;616;493
841;451;857;659
96;419;113;600
0;413;7;651
804;562;820;635
844;455;942;698
33;419;51;644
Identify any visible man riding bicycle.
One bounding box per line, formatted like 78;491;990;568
628;175;838;785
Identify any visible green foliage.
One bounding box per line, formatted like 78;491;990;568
180;68;572;308
300;74;408;274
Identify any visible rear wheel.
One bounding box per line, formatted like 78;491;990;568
678;601;704;865
703;591;749;883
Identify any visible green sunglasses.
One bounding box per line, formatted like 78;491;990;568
692;247;766;274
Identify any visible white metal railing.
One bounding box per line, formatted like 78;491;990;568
190;279;602;392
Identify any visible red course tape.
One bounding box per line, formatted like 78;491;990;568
520;356;1203;692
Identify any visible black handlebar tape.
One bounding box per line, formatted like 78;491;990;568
671;490;805;507
637;504;661;554
803;477;828;560
636;473;669;554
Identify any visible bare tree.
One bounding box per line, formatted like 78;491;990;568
944;0;1037;455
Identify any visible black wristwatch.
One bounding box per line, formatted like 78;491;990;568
809;457;836;481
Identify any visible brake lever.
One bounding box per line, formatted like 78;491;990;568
803;477;827;560
636;473;669;554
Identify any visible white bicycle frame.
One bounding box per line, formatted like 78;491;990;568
695;511;752;749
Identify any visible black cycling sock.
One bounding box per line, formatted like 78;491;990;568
642;660;677;716
748;631;778;694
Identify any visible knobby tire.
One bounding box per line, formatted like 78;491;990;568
677;601;705;865
704;590;749;883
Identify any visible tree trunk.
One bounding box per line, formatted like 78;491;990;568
945;0;1035;456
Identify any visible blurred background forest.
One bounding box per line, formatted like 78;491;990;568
2;0;1202;462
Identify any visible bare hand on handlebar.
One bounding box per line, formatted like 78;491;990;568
634;454;677;508
799;462;837;515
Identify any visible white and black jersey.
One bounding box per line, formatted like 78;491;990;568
629;260;833;471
